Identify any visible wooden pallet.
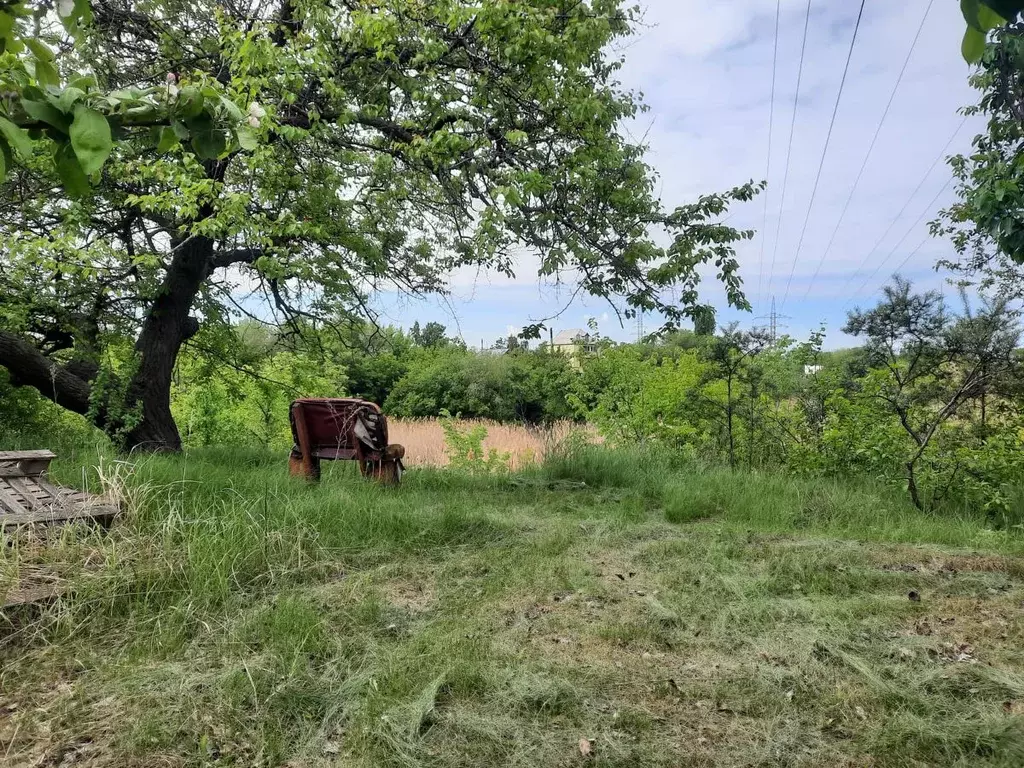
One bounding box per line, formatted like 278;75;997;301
0;450;117;530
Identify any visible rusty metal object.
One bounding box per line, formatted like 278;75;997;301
288;398;405;484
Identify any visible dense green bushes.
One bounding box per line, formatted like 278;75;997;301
4;279;1024;525
561;285;1024;524
385;348;575;423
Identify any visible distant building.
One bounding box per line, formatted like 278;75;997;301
540;329;597;367
553;329;596;353
804;364;823;375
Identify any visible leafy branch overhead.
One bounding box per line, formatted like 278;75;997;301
0;1;259;191
960;1;1024;62
937;0;1024;292
0;0;761;453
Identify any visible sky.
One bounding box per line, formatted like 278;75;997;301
371;0;982;350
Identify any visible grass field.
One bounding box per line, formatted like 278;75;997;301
2;444;1024;766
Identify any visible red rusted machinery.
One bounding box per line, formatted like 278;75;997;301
288;398;405;484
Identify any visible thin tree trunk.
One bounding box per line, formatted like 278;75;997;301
748;386;756;469
906;461;924;511
980;360;988;436
726;376;735;470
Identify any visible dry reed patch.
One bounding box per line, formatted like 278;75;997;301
388;419;590;470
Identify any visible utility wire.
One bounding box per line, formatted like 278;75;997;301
765;0;813;307
780;0;867;309
846;174;955;304
801;0;935;303
839;116;965;301
756;0;783;310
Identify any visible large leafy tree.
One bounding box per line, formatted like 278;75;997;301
936;1;1024;297
0;0;758;451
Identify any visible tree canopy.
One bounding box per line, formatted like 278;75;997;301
0;0;760;451
933;1;1024;300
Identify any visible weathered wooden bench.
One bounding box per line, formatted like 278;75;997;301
0;450;117;529
289;398;406;484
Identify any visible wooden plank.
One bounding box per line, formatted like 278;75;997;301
0;463;53;478
7;478;41;509
0;504;117;528
0;467;117;529
33;477;68;498
0;450;56;461
0;480;28;515
2;582;62;608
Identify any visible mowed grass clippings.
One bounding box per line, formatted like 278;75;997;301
1;444;1023;767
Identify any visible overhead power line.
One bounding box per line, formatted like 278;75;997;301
801;0;936;304
764;0;812;309
756;0;783;310
846;174;955;304
839;116;966;301
780;0;868;310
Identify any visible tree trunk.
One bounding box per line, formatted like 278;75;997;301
120;236;215;452
748;386;756;470
980;359;988;438
726;376;735;470
906;461;924;511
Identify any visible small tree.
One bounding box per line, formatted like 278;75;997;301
843;277;1020;509
700;324;771;470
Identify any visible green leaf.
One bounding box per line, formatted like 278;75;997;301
68;74;96;90
235;125;258;150
25;39;59;86
156;125;180;153
981;1;1024;22
192;128;227;159
55;142;90;197
218;96;245;122
176;87;205;119
171;120;190;139
0;137;9;182
35;59;60;87
61;0;94;37
978;4;1007;29
0;12;20;55
21;99;71;134
962;0;983;30
0;116;34;158
58;87;86;113
25;38;55;62
963;26;987;63
69;105;113;174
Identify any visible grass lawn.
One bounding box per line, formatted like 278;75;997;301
2;445;1024;766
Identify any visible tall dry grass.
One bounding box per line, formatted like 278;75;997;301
388;419;591;470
